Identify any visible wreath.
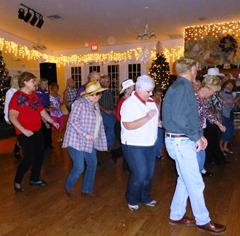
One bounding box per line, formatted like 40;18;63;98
219;34;238;53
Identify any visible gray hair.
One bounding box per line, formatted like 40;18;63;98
135;75;155;91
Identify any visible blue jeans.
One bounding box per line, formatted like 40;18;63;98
165;136;210;226
122;144;155;205
154;127;164;157
221;116;234;142
197;150;205;173
101;111;115;149
196;130;205;173
65;147;97;193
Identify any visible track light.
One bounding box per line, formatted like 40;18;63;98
30;13;38;26
18;8;25;19
18;4;44;29
36;16;44;29
24;10;32;22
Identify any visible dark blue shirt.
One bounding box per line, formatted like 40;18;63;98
162;76;201;142
36;87;50;108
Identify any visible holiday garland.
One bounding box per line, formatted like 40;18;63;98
219;34;238;53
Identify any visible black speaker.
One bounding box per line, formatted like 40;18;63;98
40;63;57;85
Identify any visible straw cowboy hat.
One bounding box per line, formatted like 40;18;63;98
80;81;108;96
120;79;135;94
203;68;225;77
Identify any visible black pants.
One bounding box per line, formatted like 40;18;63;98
41;120;52;148
204;121;226;164
14;130;45;184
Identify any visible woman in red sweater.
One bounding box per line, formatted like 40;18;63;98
9;72;59;192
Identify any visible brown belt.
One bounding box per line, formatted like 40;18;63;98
166;133;188;138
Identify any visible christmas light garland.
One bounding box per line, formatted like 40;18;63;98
0;37;184;65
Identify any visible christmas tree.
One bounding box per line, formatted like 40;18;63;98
149;52;170;90
0;51;10;121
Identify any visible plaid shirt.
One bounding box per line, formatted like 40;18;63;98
62;97;107;153
66;87;77;107
99;90;114;111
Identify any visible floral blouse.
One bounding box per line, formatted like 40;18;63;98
195;92;216;131
206;91;223;123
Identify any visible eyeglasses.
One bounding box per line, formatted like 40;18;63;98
91;92;102;96
145;90;153;95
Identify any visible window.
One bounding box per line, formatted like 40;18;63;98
128;63;141;81
108;64;119;107
71;67;82;90
89;65;100;73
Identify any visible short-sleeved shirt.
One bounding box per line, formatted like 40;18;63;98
50;94;63;117
120;91;158;146
9;90;44;134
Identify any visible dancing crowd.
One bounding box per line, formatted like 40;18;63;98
5;57;240;234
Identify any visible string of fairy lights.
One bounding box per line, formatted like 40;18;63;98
184;20;240;40
0;37;183;66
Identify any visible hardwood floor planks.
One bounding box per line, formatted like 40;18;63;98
0;129;240;236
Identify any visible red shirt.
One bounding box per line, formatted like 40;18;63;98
9;90;44;134
116;97;126;122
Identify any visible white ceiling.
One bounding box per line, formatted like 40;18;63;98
0;0;240;51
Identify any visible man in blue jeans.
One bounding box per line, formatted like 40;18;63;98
99;74;115;150
162;57;226;234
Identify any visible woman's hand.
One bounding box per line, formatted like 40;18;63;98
52;122;60;129
22;129;34;137
86;134;94;141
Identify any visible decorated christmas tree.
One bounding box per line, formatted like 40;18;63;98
0;51;10;120
149;52;170;90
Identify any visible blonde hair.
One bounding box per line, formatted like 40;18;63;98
10;75;19;89
176;57;198;74
66;77;74;88
202;75;221;92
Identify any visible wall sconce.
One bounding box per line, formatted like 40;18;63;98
18;4;44;29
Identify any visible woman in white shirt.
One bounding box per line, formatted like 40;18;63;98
120;75;158;211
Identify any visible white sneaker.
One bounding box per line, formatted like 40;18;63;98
145;200;158;207
128;204;139;211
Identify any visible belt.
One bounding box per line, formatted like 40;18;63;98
166;133;188;138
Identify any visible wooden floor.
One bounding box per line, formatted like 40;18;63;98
0;130;240;236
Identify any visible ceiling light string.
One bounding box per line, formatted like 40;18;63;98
0;37;183;65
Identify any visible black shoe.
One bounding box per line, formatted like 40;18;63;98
97;162;101;167
29;180;47;187
14;183;24;193
202;171;213;177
